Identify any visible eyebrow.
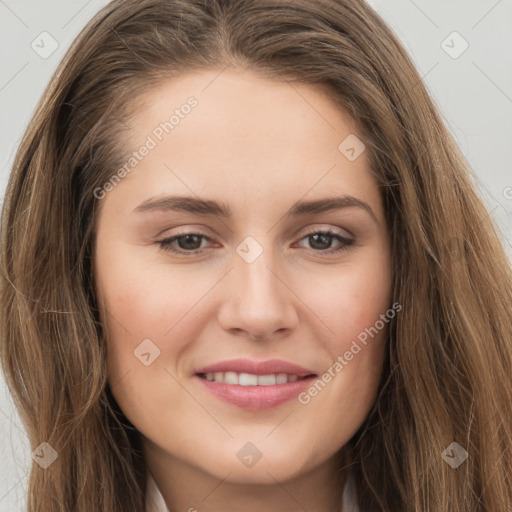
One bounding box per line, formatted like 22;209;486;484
133;195;378;223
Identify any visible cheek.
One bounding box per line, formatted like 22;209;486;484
297;253;391;414
97;250;213;342
96;266;206;434
306;255;392;348
96;254;224;413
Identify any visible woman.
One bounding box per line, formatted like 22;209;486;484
1;0;511;511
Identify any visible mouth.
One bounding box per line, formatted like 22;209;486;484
197;371;313;385
194;359;317;410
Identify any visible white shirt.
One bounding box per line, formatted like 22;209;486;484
145;469;360;511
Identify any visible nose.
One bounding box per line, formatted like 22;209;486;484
217;243;299;342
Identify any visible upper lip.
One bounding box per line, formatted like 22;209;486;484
195;358;317;377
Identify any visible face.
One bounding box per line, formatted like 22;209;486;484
94;68;392;486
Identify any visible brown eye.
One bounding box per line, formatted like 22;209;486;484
158;233;211;254
296;229;354;254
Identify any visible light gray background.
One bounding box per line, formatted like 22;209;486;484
1;1;511;510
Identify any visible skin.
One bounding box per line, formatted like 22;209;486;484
94;68;392;512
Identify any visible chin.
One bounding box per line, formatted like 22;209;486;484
192;442;321;485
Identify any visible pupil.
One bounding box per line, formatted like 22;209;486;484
179;234;202;250
310;233;331;250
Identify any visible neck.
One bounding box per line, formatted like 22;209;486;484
144;440;347;512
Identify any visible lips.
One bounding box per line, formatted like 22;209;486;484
195;358;317;410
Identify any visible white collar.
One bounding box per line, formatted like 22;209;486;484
145;470;170;512
145;469;359;511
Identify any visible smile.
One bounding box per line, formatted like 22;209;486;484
198;371;305;385
195;358;317;410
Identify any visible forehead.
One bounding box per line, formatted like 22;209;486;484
100;68;382;223
129;67;361;146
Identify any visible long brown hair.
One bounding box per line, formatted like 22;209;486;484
1;0;511;510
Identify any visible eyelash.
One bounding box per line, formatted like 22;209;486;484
157;228;355;256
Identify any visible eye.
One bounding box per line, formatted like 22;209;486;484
158;232;213;254
157;228;355;255
294;228;355;254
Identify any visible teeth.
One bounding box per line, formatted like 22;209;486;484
258;374;276;385
276;373;288;384
239;373;258;386
202;372;304;385
224;371;239;384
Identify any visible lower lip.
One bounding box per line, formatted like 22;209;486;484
196;375;316;410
